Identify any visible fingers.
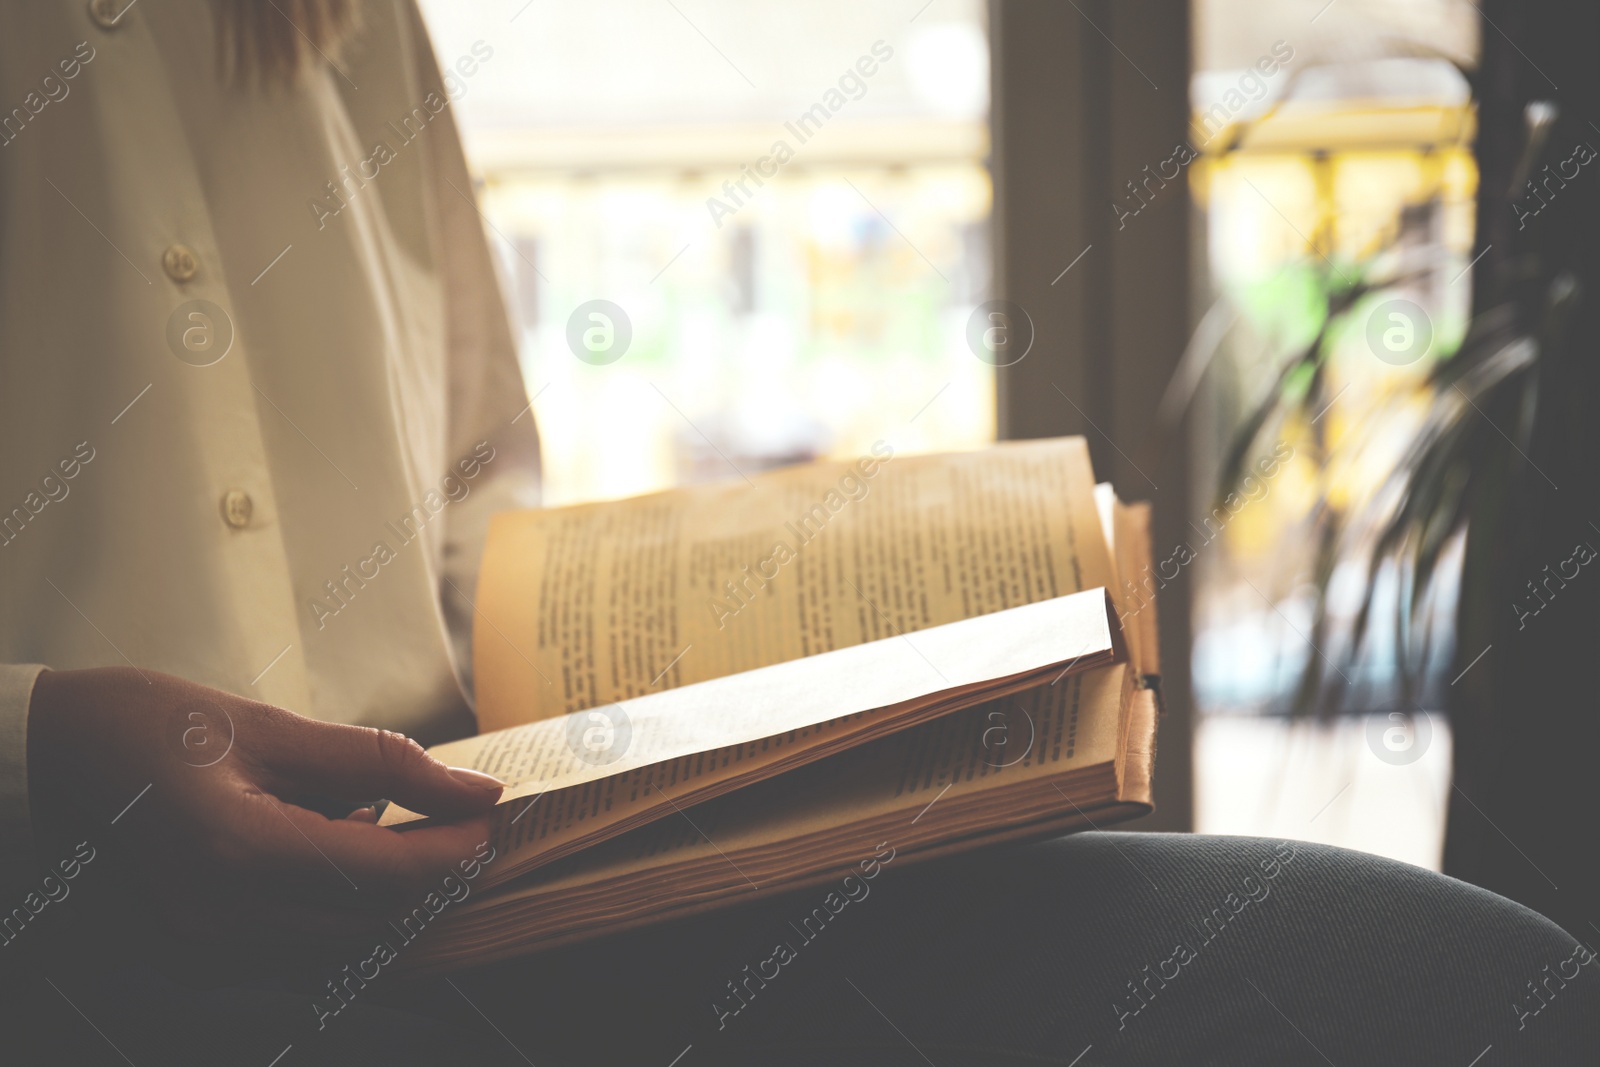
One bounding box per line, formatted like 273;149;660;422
257;714;503;820
241;793;494;906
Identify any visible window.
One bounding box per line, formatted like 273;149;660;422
1189;0;1480;867
418;1;994;506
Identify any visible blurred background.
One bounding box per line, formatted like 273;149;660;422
417;0;995;505
417;0;1595;926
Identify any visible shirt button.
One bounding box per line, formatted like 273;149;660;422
220;490;254;530
88;0;130;30
163;244;199;283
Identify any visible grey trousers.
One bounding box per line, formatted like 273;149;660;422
5;833;1596;1065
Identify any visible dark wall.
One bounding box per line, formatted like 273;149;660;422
991;0;1194;829
1450;0;1600;936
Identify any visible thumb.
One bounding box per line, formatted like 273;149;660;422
261;715;503;819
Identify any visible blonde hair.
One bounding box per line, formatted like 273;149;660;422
213;0;362;86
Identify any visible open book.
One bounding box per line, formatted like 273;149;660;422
384;438;1160;972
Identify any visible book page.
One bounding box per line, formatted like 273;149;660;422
471;662;1130;908
475;438;1112;730
384;591;1113;825
1114;499;1160;679
472;648;1113;880
1095;485;1160;677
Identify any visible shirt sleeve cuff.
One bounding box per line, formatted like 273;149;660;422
0;663;47;884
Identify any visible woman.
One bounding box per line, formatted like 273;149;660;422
0;2;1592;1064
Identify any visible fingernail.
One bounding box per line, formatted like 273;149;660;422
447;766;505;791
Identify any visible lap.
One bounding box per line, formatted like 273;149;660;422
458;832;1597;1066
6;834;1595;1066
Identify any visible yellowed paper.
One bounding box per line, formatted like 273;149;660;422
474;438;1112;731
383;587;1116;827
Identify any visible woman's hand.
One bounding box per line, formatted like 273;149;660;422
25;666;503;967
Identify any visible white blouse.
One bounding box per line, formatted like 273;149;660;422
0;0;540;880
